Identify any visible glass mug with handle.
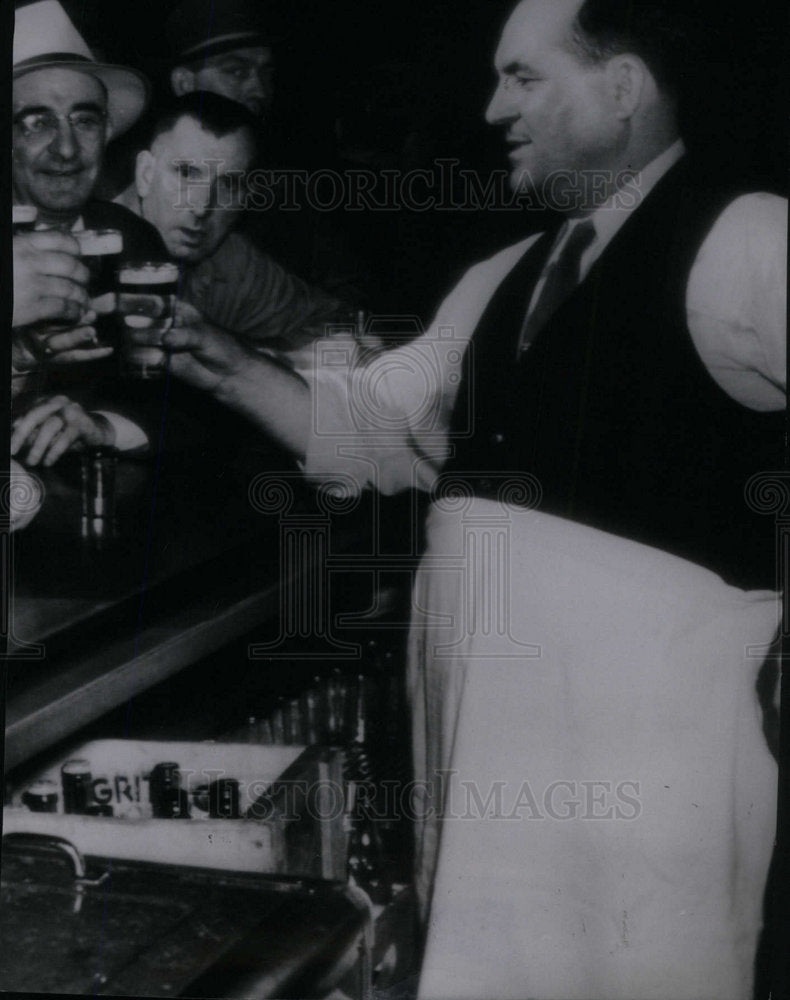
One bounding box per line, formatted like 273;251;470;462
116;262;180;378
22;227;123;359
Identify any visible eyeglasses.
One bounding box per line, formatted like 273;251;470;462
13;110;107;143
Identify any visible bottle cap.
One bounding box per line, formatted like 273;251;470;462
61;758;92;775
24;779;59;801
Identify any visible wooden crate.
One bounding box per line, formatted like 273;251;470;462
4;739;346;881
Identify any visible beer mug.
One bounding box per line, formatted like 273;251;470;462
76;228;123;296
117;262;180;378
75;228;123;346
23;226;123;358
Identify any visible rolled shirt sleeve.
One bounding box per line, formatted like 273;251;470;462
299;237;539;496
301;190;788;497
686;192;787;411
93;411;149;452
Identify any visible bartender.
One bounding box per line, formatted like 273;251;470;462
129;0;786;996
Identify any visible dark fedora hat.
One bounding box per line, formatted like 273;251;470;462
164;0;285;64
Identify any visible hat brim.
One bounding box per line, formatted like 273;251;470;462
13;59;150;139
168;30;286;66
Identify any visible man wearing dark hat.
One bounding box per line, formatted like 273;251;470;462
165;0;277;119
11;0;167;465
157;0;370;303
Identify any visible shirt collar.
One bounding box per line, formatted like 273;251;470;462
587;138;686;250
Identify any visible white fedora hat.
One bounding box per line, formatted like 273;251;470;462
13;0;149;138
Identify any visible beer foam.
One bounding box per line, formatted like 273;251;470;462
77;228;123;256
12;205;37;225
119;262;180;285
61;758;92;774
124;315;157;329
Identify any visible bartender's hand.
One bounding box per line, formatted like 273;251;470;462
131;301;311;459
11;395;116;468
130;300;253;394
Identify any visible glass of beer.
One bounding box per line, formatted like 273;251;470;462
76;228;123;347
18;224;122;362
35;227;122;349
76;228;124;293
117;262;180;378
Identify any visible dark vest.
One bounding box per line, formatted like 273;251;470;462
444;160;786;590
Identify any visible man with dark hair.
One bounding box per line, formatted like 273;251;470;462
138;89;260;154
152;0;370;303
567;0;695;96
115;92;344;356
131;2;785;993
135;0;785;567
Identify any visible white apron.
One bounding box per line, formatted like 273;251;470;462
408;499;779;1000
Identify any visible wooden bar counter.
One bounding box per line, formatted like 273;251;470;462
2;444;384;999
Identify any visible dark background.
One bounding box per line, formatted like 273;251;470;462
61;0;787;183
41;0;788;319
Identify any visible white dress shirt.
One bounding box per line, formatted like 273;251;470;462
301;143;786;496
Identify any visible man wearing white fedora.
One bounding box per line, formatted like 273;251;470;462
11;0;168;467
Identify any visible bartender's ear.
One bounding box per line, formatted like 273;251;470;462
170;67;196;97
606;54;650;120
135;150;156;198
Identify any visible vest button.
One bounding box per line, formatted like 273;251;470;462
490;433;506;446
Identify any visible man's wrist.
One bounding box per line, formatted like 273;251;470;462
214;351;310;462
204;327;260;407
213;360;258;411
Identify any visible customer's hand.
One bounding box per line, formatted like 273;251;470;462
130;301;310;458
13;230;90;329
11;395;116;468
13;292;117;372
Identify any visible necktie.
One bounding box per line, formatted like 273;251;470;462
518;219;596;356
